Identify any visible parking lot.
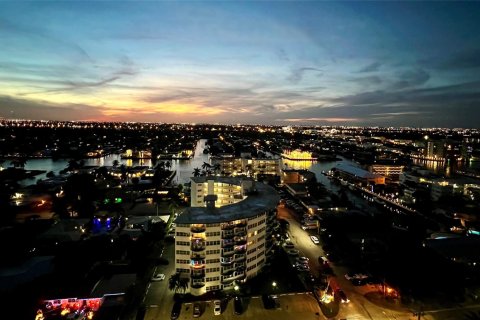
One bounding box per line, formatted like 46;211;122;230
175;293;322;320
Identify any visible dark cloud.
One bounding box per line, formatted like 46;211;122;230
0;95;104;121
438;48;480;70
391;68;430;90
357;61;381;73
349;75;382;86
286;67;323;84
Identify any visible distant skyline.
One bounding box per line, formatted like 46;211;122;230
1;1;480;127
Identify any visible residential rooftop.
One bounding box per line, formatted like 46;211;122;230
176;177;279;224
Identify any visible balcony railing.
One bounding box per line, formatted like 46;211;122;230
234;245;246;254
222;239;234;248
221;223;235;230
222;231;234;239
221;257;234;265
234;227;247;237
191;282;206;289
234;254;246;262
234;235;247;243
222;268;234;275
222;249;234;257
222;275;236;283
234;220;247;227
191;271;205;278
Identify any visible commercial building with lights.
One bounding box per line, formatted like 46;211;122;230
174;176;279;296
211;154;282;178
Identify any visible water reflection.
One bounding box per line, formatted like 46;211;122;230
21;139;209;186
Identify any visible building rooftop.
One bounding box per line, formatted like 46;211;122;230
335;163;383;179
176;178;279;224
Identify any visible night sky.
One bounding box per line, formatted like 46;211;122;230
1;1;480;127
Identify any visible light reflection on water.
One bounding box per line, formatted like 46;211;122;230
21;140;209;186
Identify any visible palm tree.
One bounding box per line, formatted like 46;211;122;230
192;168;201;177
178;277;189;293
168;272;182;293
212;163;221;175
201;162;211;171
112;160;119;167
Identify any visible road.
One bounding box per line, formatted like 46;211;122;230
277;205;427;320
143;241;176;320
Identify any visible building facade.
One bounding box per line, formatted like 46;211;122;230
175;177;279;296
211;155;282;178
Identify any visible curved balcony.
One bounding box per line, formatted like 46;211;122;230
191;224;206;233
233;271;246;280
234;220;247;228
191;245;206;252
191;271;205;279
190;256;205;268
191;281;206;289
234;254;246;262
222;275;235;284
221;257;234;265
222;268;234;276
222;231;234;239
222;249;234;257
222;239;234;248
190;284;206;296
234;245;246;254
234;236;247;245
221;223;235;230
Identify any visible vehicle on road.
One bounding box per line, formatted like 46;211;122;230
310;235;320;244
171;302;182;320
213;300;221;315
193;302;201;318
234;296;243;315
151;273;165;281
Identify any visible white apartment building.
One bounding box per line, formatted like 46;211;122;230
174;176;279;296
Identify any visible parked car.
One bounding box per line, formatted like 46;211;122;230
283;242;295;249
261;294;276;309
151;273;165;281
287;249;300;256
296;264;310;272
171;302;182;320
318;256;329;266
213;300;221;316
234;296;243;315
345;273;369;281
193;303;201;318
296;256;309;264
310;235;320;244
